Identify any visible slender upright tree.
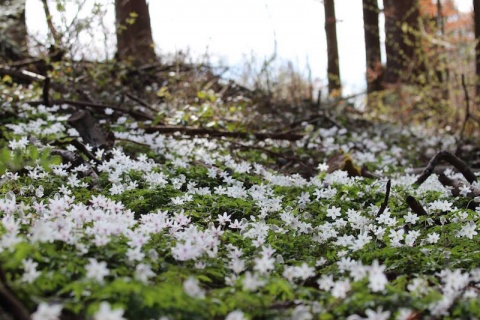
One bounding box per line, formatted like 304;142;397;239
474;0;480;94
383;0;422;84
324;0;342;95
115;0;156;65
362;0;383;93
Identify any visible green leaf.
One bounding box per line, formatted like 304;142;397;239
28;145;39;160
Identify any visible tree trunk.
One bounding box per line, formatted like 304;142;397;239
474;0;480;95
383;0;422;84
0;0;27;62
363;0;383;93
324;0;342;95
115;0;156;65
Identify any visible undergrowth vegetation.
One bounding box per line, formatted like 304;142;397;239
1;67;480;320
2;0;480;319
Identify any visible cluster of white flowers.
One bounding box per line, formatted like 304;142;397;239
0;105;479;319
282;262;315;283
31;302;62;320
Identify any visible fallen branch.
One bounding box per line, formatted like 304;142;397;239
438;173;480;198
361;166;381;179
0;66;95;102
69;139;102;168
0;66;46;82
0;266;31;320
410;166;480;179
144;126;304;141
406;195;429;216
415;150;476;185
68;110;110;151
27;99;153;121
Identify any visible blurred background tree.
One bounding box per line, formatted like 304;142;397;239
362;0;383;93
324;0;341;96
115;0;156;65
474;0;480;95
0;0;477;135
383;0;424;84
0;0;27;61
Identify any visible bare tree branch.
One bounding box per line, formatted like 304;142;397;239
41;0;61;47
415;150;476;185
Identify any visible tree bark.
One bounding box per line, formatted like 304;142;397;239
383;0;422;84
363;0;383;93
115;0;156;65
324;0;342;95
474;0;480;95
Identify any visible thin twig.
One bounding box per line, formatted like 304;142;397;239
125;92;157;113
43;77;50;107
459;74;470;144
65;0;88;35
70;139;101;169
376;179;391;216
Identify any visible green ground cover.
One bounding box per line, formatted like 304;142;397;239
0;95;479;320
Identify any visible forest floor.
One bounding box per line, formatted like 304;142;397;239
0;60;479;319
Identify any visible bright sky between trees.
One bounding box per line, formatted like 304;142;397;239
26;0;472;95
